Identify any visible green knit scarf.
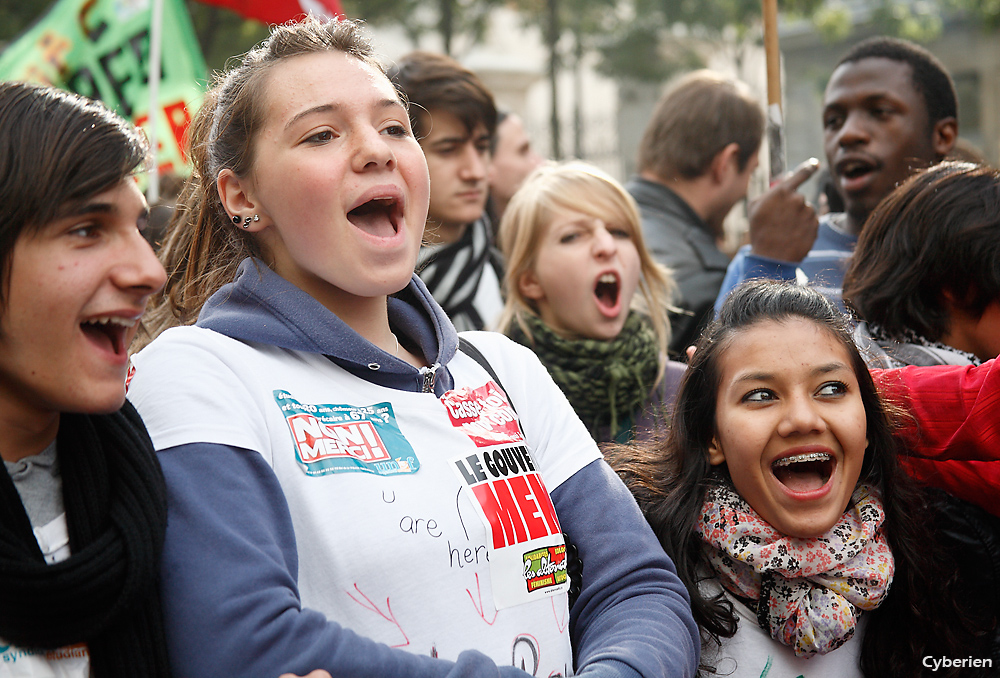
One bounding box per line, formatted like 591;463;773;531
508;311;660;441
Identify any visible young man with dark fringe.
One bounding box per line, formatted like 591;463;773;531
389;52;504;332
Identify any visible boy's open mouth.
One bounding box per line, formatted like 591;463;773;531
836;158;878;191
594;272;620;312
771;451;834;493
347;197;401;237
80;316;135;356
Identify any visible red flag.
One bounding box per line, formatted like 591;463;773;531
193;0;344;24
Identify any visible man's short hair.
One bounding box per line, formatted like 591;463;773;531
387;51;497;141
637;70;764;181
836;36;957;129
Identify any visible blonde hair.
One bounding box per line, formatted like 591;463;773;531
134;17;381;351
496;161;675;367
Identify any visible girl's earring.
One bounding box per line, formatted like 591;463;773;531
232;215;241;225
243;216;253;229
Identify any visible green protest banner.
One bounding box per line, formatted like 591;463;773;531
0;0;207;176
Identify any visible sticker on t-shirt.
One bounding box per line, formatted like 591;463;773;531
274;390;419;477
441;381;524;447
0;641;89;677
452;444;568;609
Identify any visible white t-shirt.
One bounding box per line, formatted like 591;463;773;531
129;328;600;676
701;582;865;677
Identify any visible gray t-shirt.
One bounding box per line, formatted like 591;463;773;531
3;441;63;528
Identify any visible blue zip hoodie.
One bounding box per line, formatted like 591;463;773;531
131;258;699;678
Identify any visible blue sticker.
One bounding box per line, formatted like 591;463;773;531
274;390;420;477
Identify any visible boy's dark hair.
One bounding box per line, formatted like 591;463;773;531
845;161;1000;343
387;51;497;141
606;279;988;677
0;82;148;301
836;36;957;130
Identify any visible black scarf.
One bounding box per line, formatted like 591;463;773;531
417;216;502;332
508;311;660;442
0;402;171;678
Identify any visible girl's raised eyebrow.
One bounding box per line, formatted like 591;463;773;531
555;217;596;229
734;371;774;384
284;98;405;131
814;362;850;375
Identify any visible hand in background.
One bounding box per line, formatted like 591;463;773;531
748;158;821;263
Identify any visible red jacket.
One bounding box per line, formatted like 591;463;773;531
874;359;1000;516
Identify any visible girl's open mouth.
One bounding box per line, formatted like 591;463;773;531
80;316;135;356
771;451;835;493
347;197;401;238
594;272;620;315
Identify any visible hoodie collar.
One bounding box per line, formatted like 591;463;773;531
196;258;458;394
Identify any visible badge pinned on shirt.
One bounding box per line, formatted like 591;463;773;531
274;390;419;477
441;380;524;448
451;444;569;609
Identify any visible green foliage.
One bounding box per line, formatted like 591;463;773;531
657;0;824;33
555;0;832;82
871;0;945;42
953;0;1000;29
342;0;435;47
560;0;1000;82
0;0;54;43
813;4;853;42
184;2;268;74
596;24;703;82
343;0;504;53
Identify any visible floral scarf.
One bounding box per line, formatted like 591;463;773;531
696;483;894;657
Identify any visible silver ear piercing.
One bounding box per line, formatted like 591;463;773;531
240;215;260;229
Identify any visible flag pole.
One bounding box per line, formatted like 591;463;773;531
147;0;164;203
762;0;785;181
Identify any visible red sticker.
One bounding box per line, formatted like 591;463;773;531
441;381;524;447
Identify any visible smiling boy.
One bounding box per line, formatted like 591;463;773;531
714;36;958;311
0;82;169;678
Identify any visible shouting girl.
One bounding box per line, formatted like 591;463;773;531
128;18;698;678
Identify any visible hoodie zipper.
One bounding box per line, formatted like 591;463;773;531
419;364;440;393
